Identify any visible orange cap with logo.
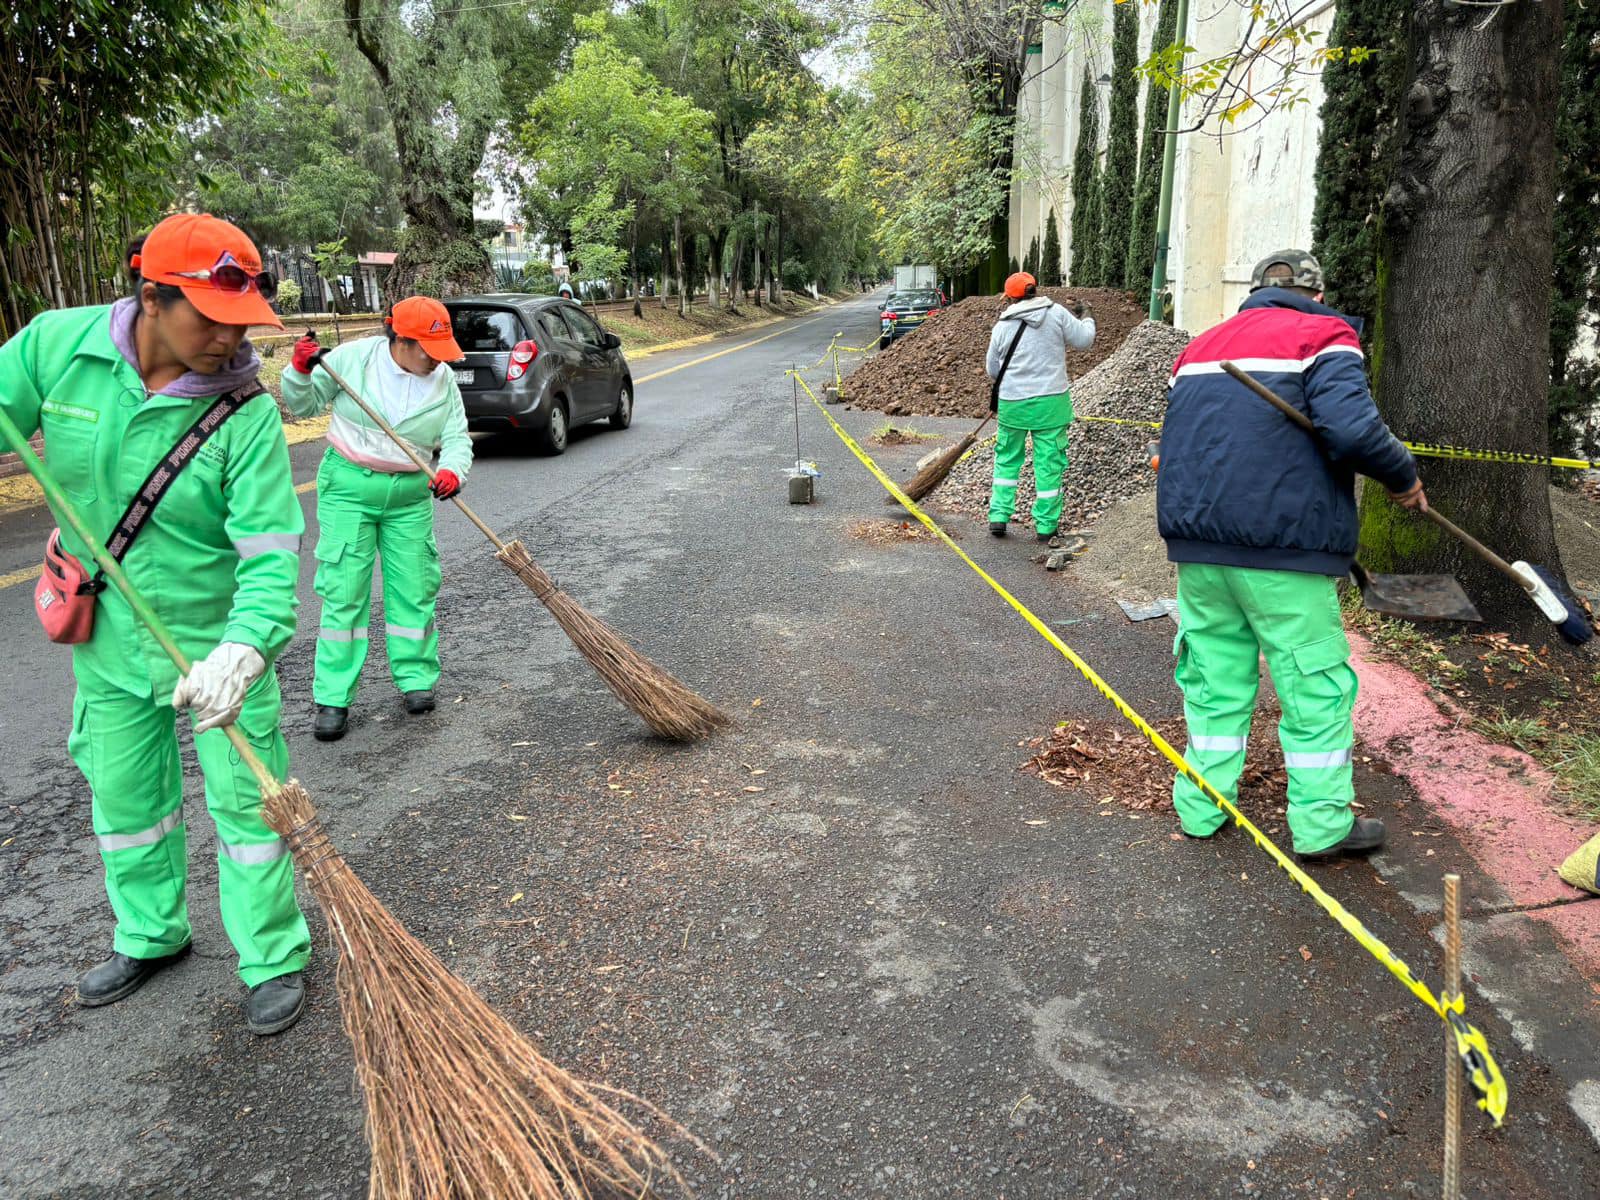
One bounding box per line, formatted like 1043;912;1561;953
1004;271;1036;300
131;213;283;329
387;296;464;363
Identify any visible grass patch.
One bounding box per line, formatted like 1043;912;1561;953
1473;709;1600;817
868;423;939;446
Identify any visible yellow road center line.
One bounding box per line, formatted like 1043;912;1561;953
0;563;42;591
636;315;829;384
0;478;319;593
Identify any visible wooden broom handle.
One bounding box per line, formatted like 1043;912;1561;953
311;351;508;552
1218;361;1527;587
0;402;279;791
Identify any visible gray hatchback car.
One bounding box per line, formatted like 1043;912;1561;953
444;293;633;454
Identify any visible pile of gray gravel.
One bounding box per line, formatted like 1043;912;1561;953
930;320;1191;531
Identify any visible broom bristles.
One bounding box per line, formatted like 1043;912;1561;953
262;779;706;1199
889;431;981;505
496;540;730;741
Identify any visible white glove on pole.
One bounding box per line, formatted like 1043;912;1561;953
172;643;267;734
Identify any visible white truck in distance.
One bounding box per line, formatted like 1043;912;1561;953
893;265;936;292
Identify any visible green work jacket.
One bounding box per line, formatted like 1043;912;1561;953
0;305;302;701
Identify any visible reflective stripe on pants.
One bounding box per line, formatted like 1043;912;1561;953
988;423;1070;534
69;670;311;985
312;450;443;706
1171;563;1359;854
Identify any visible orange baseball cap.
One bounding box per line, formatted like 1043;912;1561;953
387;296;464;362
1004;271;1036;300
132;213;283;329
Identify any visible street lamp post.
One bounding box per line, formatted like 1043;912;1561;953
1147;0;1190;321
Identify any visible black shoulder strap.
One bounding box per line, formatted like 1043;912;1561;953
990;320;1029;406
101;382;264;566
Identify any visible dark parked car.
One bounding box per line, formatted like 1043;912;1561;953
443;293;633;454
877;288;944;349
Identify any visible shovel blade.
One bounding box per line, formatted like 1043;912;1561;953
1359;571;1483;622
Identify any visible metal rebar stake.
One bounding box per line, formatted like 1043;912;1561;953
1443;873;1462;1200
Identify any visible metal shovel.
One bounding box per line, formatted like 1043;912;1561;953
1349;562;1482;623
1218;362;1483;624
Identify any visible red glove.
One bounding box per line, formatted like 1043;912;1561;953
430;469;461;500
291;334;322;375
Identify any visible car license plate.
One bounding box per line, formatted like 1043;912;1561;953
453;368;474;385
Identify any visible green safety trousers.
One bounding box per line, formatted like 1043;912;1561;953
68;669;311;987
1171;562;1359;855
312;449;443;707
989;424;1070;534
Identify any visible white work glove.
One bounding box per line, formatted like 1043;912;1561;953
172;642;266;734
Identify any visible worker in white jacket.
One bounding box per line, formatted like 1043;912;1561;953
281;296;473;741
984;271;1096;540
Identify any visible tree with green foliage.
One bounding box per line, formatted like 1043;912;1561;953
340;0;582;299
1126;0;1179;292
183;6;400;259
1100;0;1140;289
1040;209;1063;288
1007;256;1021;277
519;16;715;317
1069;67;1102;287
1024;236;1041;278
0;0;269;335
1308;0;1407;333
1550;0;1600;458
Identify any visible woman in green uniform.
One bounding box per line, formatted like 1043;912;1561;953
0;213;312;1034
281;296;472;741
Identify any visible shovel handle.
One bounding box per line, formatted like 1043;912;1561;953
0;402;279;792
310;351;507;552
1220;362;1315;432
1219;361;1534;595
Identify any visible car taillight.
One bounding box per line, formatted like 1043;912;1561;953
506;339;538;381
884;312;898;321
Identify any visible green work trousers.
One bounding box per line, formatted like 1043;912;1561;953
989;424;1070;534
67;669;311;987
312;450;443;707
1171;562;1359;855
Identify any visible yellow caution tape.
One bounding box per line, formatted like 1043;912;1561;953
793;370;1509;1126
1399;441;1597;472
1075;415;1596;471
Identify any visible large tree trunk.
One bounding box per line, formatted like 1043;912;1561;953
674;213;689;317
1364;0;1568;644
725;229;745;310
707;229;723;308
631;219;643;318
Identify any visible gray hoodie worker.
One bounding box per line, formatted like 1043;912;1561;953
982;272;1095;540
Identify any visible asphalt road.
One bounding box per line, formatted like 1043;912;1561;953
2;294;1597;1197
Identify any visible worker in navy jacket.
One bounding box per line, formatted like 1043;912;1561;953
1156;249;1427;861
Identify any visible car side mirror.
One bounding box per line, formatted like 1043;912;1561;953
876;303;885;311
603;332;622;350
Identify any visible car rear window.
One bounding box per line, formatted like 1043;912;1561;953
901;291;938;306
450;308;523;352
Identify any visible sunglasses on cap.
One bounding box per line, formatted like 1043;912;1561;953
167;263;279;302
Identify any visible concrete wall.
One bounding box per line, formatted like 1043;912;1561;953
1010;0;1333;332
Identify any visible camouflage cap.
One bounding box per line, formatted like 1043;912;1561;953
1249;249;1324;292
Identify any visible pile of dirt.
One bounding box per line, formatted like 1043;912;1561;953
1021;717;1288;814
931;320;1191;531
844;287;1144;419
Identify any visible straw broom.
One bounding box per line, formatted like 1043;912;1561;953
0;410;700;1199
887;414;992;505
312;351;729;741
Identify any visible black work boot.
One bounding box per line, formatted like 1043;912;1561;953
403;690;436;715
313;705;348;741
989;521;1007;537
77;945;191;1007
1297;817;1386;863
247;970;306;1036
1036;529;1058;543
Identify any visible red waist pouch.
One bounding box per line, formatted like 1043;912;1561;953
35;528;103;644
